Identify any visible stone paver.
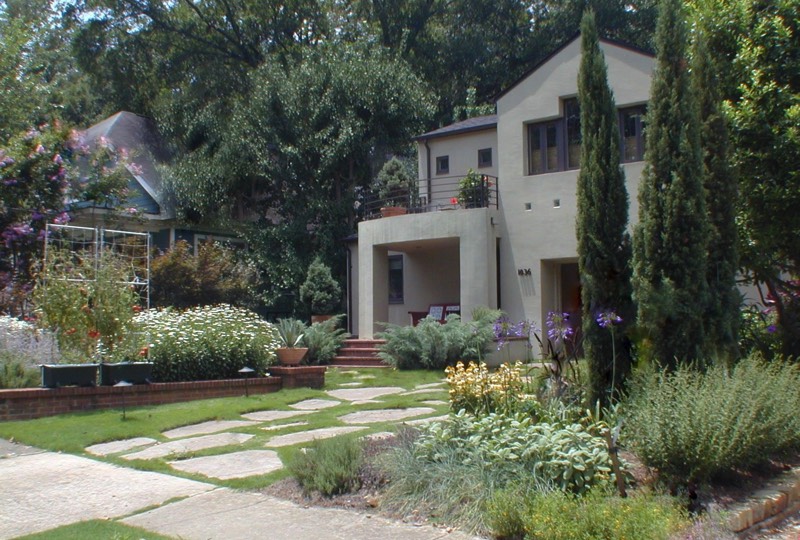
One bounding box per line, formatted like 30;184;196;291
363;432;395;441
262;421;309;431
422;400;447;406
0;450;213;539
122;488;479;540
405;414;451;426
123;433;253;460
0;439;40;458
290;398;341;410
86;437;157;456
326;387;405;401
241;409;313;422
265;426;367;448
414;382;446;389
163;420;259;439
169;450;283;480
338;382;363;387
338;407;436;425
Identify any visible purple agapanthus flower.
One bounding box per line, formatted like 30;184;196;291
767;325;777;333
546;312;573;343
596;310;623;329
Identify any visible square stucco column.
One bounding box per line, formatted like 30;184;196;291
459;220;496;320
358;245;389;338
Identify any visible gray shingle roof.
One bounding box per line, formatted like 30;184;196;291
414;114;497;141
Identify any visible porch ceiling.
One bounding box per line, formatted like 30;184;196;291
382;237;459;252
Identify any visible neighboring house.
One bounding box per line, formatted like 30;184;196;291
71;111;241;252
349;35;653;338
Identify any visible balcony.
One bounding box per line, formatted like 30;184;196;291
361;174;498;220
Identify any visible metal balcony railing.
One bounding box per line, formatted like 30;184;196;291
361;174;498;220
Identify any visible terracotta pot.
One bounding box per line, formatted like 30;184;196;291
380;206;407;218
310;314;334;325
276;347;308;366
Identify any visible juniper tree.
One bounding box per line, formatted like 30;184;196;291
576;10;634;404
632;0;710;369
692;32;740;362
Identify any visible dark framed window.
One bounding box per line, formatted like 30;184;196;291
435;155;449;175
564;98;581;169
528;121;561;175
620;107;647;162
478;148;492;168
388;255;404;304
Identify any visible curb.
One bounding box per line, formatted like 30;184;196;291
728;467;800;535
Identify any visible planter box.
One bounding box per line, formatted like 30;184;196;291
100;362;154;386
41;364;98;388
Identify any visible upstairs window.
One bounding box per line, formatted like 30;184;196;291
478;148;492;168
436;155;449;175
620;107;647;162
565;99;581;169
528;121;561;175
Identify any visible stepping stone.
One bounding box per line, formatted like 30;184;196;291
123;433;253;460
261;421;308;432
338;382;363;387
326;387;404;401
422;400;447;406
404;414;450;426
265;426;367;448
242;410;313;422
402;388;445;396
169;450;283;480
163;420;259;439
363;432;394;441
86;437;157;456
289;398;341;411
414;382;446;389
338;407;436;425
351;400;382;406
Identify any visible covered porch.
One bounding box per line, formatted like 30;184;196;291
356;208;499;339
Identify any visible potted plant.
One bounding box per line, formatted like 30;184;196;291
457;169;492;209
275;318;308;366
299;257;342;323
376;158;414;217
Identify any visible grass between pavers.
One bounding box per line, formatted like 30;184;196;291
14;519;175;540
0;368;450;490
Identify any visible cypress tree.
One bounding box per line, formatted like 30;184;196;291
632;0;709;370
576;10;634;405
692;31;740;362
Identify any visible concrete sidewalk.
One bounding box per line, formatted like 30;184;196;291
0;439;477;540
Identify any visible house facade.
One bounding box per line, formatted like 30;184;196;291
350;35;654;338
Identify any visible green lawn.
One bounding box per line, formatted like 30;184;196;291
15;520;173;540
0;368;449;490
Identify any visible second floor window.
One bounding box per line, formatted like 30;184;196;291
528;121;561;175
436;155;449;175
620;106;647;162
478;148;492;168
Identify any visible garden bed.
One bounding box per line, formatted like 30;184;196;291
0;366;326;421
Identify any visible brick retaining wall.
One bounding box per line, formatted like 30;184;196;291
0;366;326;421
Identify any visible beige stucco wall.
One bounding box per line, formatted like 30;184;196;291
495;39;654;330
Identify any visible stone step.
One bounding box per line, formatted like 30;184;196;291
337;347;381;358
342;339;386;349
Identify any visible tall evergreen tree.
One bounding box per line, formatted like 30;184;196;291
692;31;740;362
632;0;709;369
576;10;634;405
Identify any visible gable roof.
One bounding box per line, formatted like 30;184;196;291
83;112;171;216
494;32;654;101
413;114;497;142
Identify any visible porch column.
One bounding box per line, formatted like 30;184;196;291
358;245;389;338
459;225;496;321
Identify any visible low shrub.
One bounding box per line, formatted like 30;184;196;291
287;435;363;496
302;315;348;365
0;351;41;388
486;486;688;540
377;308;501;370
0;314;58;365
625;354;800;483
119;305;279;382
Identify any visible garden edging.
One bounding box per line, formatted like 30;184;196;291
0;366;326;421
728;466;800;535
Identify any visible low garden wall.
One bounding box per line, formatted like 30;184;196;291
0;366;326;421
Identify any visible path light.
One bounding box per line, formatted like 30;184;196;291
238;367;255;397
114;380;133;420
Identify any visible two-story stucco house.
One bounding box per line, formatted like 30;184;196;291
348;35;654;338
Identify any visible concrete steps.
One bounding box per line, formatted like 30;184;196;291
331;339;389;368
